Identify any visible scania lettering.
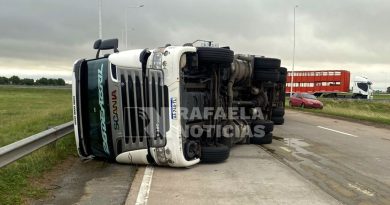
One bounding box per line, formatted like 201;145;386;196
111;90;119;130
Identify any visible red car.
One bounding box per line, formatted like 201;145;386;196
289;93;323;109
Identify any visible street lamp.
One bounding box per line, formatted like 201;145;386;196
125;5;144;48
121;28;135;48
98;0;103;39
290;5;298;97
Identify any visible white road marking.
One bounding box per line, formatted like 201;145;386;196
317;126;359;138
280;146;292;153
348;183;375;197
135;165;154;205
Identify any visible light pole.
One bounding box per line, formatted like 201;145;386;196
125;5;144;48
98;0;103;39
290;5;298;97
121;28;135;48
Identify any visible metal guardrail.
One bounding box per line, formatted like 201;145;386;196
0;121;74;168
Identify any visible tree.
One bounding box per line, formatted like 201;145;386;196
0;76;9;85
47;78;55;85
387;87;390;94
21;78;35;85
9;75;20;85
56;78;66;86
36;77;48;85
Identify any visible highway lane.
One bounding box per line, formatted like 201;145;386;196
126;145;340;205
264;109;390;205
34;109;390;205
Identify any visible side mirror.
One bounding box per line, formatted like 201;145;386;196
93;39;102;49
93;38;119;58
99;39;119;50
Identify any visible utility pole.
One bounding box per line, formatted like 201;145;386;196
290;5;298;97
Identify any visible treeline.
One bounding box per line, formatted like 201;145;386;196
0;76;66;86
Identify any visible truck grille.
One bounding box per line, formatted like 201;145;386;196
120;68;167;151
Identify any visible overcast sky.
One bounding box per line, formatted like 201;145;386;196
0;0;389;90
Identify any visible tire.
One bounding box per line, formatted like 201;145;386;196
253;69;280;82
254;57;281;69
250;133;273;144
272;107;285;117
263;81;275;88
280;91;286;104
252;119;274;133
200;144;230;163
279;67;287;75
197;47;234;64
279;74;286;83
271;116;284;125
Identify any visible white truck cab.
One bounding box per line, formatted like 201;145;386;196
352;76;373;99
72;39;285;167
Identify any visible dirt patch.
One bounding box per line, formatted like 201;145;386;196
25;157;136;205
23;156;78;204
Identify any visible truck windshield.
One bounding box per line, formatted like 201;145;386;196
84;58;113;158
357;83;368;92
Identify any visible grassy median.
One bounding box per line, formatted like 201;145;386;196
0;86;75;205
287;98;390;125
374;94;390;100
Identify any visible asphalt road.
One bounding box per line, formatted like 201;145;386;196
127;145;340;205
36;109;390;205
128;110;390;205
32;158;136;205
264;109;390;205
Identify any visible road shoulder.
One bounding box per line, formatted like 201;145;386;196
31;158;136;205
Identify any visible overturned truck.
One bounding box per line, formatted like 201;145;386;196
72;39;286;167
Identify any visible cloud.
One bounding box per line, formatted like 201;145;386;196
0;0;389;90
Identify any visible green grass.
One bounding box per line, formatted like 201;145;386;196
0;87;75;205
286;98;390;125
374;94;390;100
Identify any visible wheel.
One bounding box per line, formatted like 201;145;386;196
253;69;280;82
200;144;230;163
254;57;281;69
250;133;273;144
252;120;274;133
278;67;287;84
278;67;287;82
272;107;285;117
279;67;287;75
279;74;287;83
263;81;275;88
197;47;234;64
271;116;284;125
280;91;286;104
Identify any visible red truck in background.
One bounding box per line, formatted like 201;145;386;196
286;70;373;99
